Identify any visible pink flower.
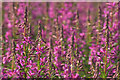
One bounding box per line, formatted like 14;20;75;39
3;57;6;64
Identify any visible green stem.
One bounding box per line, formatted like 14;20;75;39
71;32;74;76
105;13;109;76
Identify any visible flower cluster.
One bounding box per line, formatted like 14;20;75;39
2;2;120;79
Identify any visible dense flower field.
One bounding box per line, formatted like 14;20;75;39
1;2;120;79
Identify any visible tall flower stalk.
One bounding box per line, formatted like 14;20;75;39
37;21;42;71
70;32;74;77
49;37;52;78
23;6;28;78
117;2;120;78
11;2;16;72
86;9;91;45
105;13;109;76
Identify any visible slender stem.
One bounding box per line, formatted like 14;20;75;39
49;37;52;78
23;6;28;78
118;2;120;78
86;9;91;45
97;5;102;45
37;21;42;71
76;9;80;74
11;2;16;72
12;39;15;72
71;32;74;76
28;23;31;58
105;13;109;75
